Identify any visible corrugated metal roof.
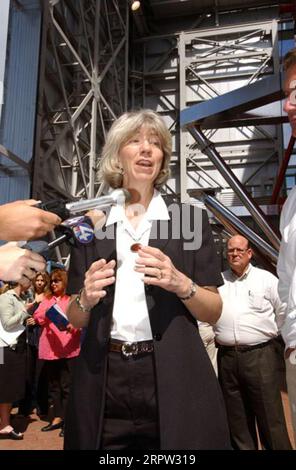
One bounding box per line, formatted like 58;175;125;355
0;172;30;203
0;0;41;203
0;0;10;124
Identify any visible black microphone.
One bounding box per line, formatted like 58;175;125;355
24;215;95;257
37;200;70;220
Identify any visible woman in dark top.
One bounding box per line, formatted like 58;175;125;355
64;109;231;450
18;272;50;417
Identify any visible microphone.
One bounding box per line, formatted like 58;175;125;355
66;188;131;214
24;215;95;257
27;188;139;255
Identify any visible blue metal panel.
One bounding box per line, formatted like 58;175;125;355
0;172;30;200
0;0;41;204
0;0;10;124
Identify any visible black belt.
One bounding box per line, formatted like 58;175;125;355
109;339;154;358
216;338;274;353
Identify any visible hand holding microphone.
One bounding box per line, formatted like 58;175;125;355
5;189;133;261
0;189;132;243
0;242;46;286
0;199;61;241
0;189;131;287
25;189;133;254
25;210;105;256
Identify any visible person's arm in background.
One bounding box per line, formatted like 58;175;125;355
0;243;46;286
0;295;29;331
268;273;287;331
277;187;296;352
280;266;296;351
0;200;61;241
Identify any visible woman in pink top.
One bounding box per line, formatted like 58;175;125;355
34;269;80;436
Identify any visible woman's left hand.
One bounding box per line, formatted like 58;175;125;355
66;324;76;333
134;246;191;298
26;316;36;326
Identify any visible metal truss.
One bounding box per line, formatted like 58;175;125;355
32;0;129;203
178;20;282;204
132;18;285;208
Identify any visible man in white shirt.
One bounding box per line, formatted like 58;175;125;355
277;47;296;446
215;235;291;449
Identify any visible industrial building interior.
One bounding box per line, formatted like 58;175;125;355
0;0;295;268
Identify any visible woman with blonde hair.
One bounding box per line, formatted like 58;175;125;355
18;271;50;417
64;109;230;450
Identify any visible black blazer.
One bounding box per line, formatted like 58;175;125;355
64;202;231;450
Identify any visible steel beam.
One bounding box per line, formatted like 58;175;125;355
32;0;128;205
0;144;30;172
180;73;284;127
271;135;296;204
187;126;281;251
199;192;278;264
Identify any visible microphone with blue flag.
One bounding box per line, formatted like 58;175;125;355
23;188;133;256
24;214;95;257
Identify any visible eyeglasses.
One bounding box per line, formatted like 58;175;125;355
50;279;62;284
227;248;248;255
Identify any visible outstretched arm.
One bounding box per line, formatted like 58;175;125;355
0;200;61;241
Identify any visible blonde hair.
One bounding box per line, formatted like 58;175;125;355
33;271;50;294
0;284;10;295
283;47;296;71
98;109;172;189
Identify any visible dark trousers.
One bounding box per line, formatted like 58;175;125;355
18;344;48;416
217;340;292;450
100;351;160;450
46;357;75;419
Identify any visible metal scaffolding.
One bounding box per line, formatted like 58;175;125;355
178;21;283;205
132;19;286;207
0;0;294;265
32;0;129;203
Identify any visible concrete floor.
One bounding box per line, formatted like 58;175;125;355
0;393;294;450
0;409;63;450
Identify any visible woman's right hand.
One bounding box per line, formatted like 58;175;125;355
80;259;116;309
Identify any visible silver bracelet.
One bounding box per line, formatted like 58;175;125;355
75;288;92;313
178;281;197;301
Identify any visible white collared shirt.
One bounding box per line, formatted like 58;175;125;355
277;186;296;348
214;264;285;346
106;189;170;342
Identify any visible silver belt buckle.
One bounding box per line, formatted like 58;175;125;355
121;342;138;357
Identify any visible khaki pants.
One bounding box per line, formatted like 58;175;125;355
285;356;296;445
198;323;217;376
